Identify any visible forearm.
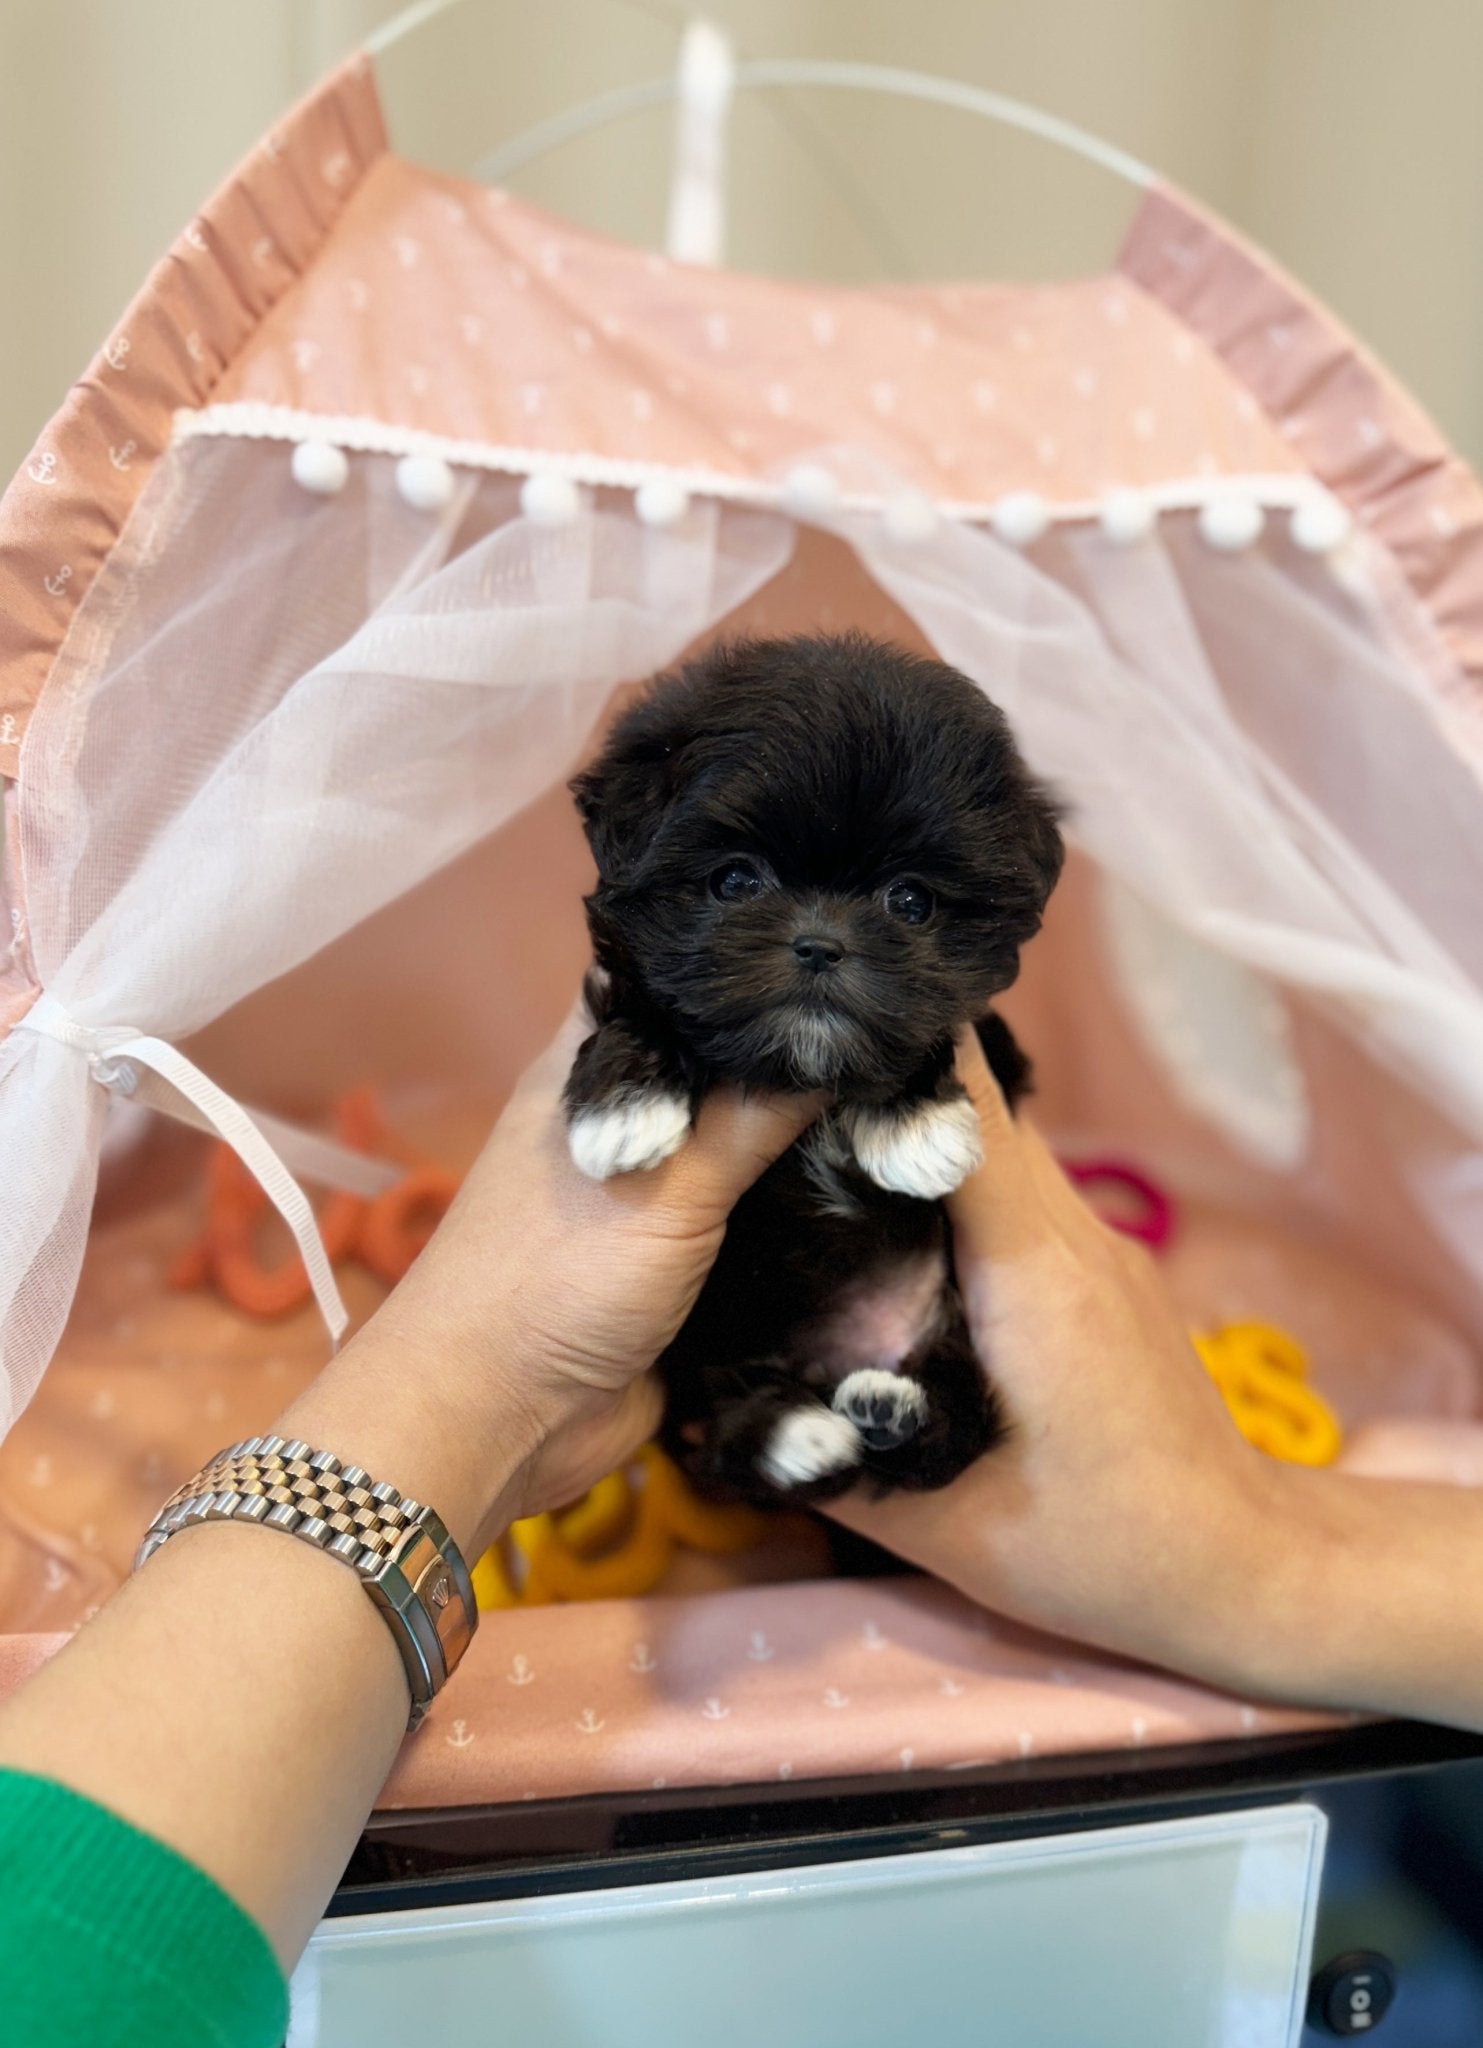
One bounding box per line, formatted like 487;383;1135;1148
0;1325;539;1970
1225;1466;1483;1732
839;1456;1483;1736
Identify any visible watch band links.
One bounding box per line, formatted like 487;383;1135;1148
135;1435;478;1728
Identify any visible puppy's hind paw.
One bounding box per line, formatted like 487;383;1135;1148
833;1369;928;1452
568;1089;691;1180
846;1094;983;1200
759;1406;863;1490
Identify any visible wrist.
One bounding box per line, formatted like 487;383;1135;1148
271;1325;551;1564
1161;1455;1354;1704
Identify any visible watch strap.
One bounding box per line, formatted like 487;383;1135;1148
136;1435;478;1727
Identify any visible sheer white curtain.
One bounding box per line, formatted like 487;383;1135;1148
0;435;791;1432
841;496;1483;1265
9;426;1483;1433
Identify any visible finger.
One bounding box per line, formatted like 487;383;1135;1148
617;1369;665;1450
668;1085;823;1216
950;1033;1137;1281
953;1022;1018;1146
507;991;594;1106
572;1370;666;1462
945;1026;1049;1257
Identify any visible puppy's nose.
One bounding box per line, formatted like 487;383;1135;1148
792;933;844;974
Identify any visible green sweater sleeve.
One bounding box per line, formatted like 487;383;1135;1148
0;1767;288;2048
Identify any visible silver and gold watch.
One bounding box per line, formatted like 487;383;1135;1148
136;1435;478;1727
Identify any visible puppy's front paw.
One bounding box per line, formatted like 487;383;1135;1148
759;1406;863;1490
832;1368;928;1452
568;1089;691;1180
846;1094;983;1199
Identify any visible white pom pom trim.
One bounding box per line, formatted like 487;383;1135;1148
881;489;938;544
1198;494;1265;552
290;439;349;496
780;463;841;521
520;472;582;527
1098;487;1156;545
989;491;1050;547
183;409;1374;568
395;452;456;511
634;477;691;527
1289;490;1353;555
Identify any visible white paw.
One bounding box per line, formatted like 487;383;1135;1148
833;1369;928;1452
568;1090;691;1179
759;1406;863;1489
846;1095;983;1199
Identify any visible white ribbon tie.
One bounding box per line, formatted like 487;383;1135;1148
15;991;350;1346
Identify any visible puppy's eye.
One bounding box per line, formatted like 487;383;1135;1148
710;859;768;903
884;880;934;925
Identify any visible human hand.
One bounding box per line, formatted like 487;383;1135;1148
827;1026;1285;1681
286;1006;818;1556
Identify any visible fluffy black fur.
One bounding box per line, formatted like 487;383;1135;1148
565;632;1063;1506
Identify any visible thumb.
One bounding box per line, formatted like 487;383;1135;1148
946;1026;1061;1265
667;1085;823;1217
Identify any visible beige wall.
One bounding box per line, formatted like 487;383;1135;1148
4;0;1482;479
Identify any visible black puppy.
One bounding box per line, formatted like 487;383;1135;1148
564;633;1063;1506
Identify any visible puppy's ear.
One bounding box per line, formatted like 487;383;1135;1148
571;693;691;882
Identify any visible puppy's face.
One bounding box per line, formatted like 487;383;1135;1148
574;635;1063;1091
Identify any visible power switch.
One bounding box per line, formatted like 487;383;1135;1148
1308;1951;1397;2035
